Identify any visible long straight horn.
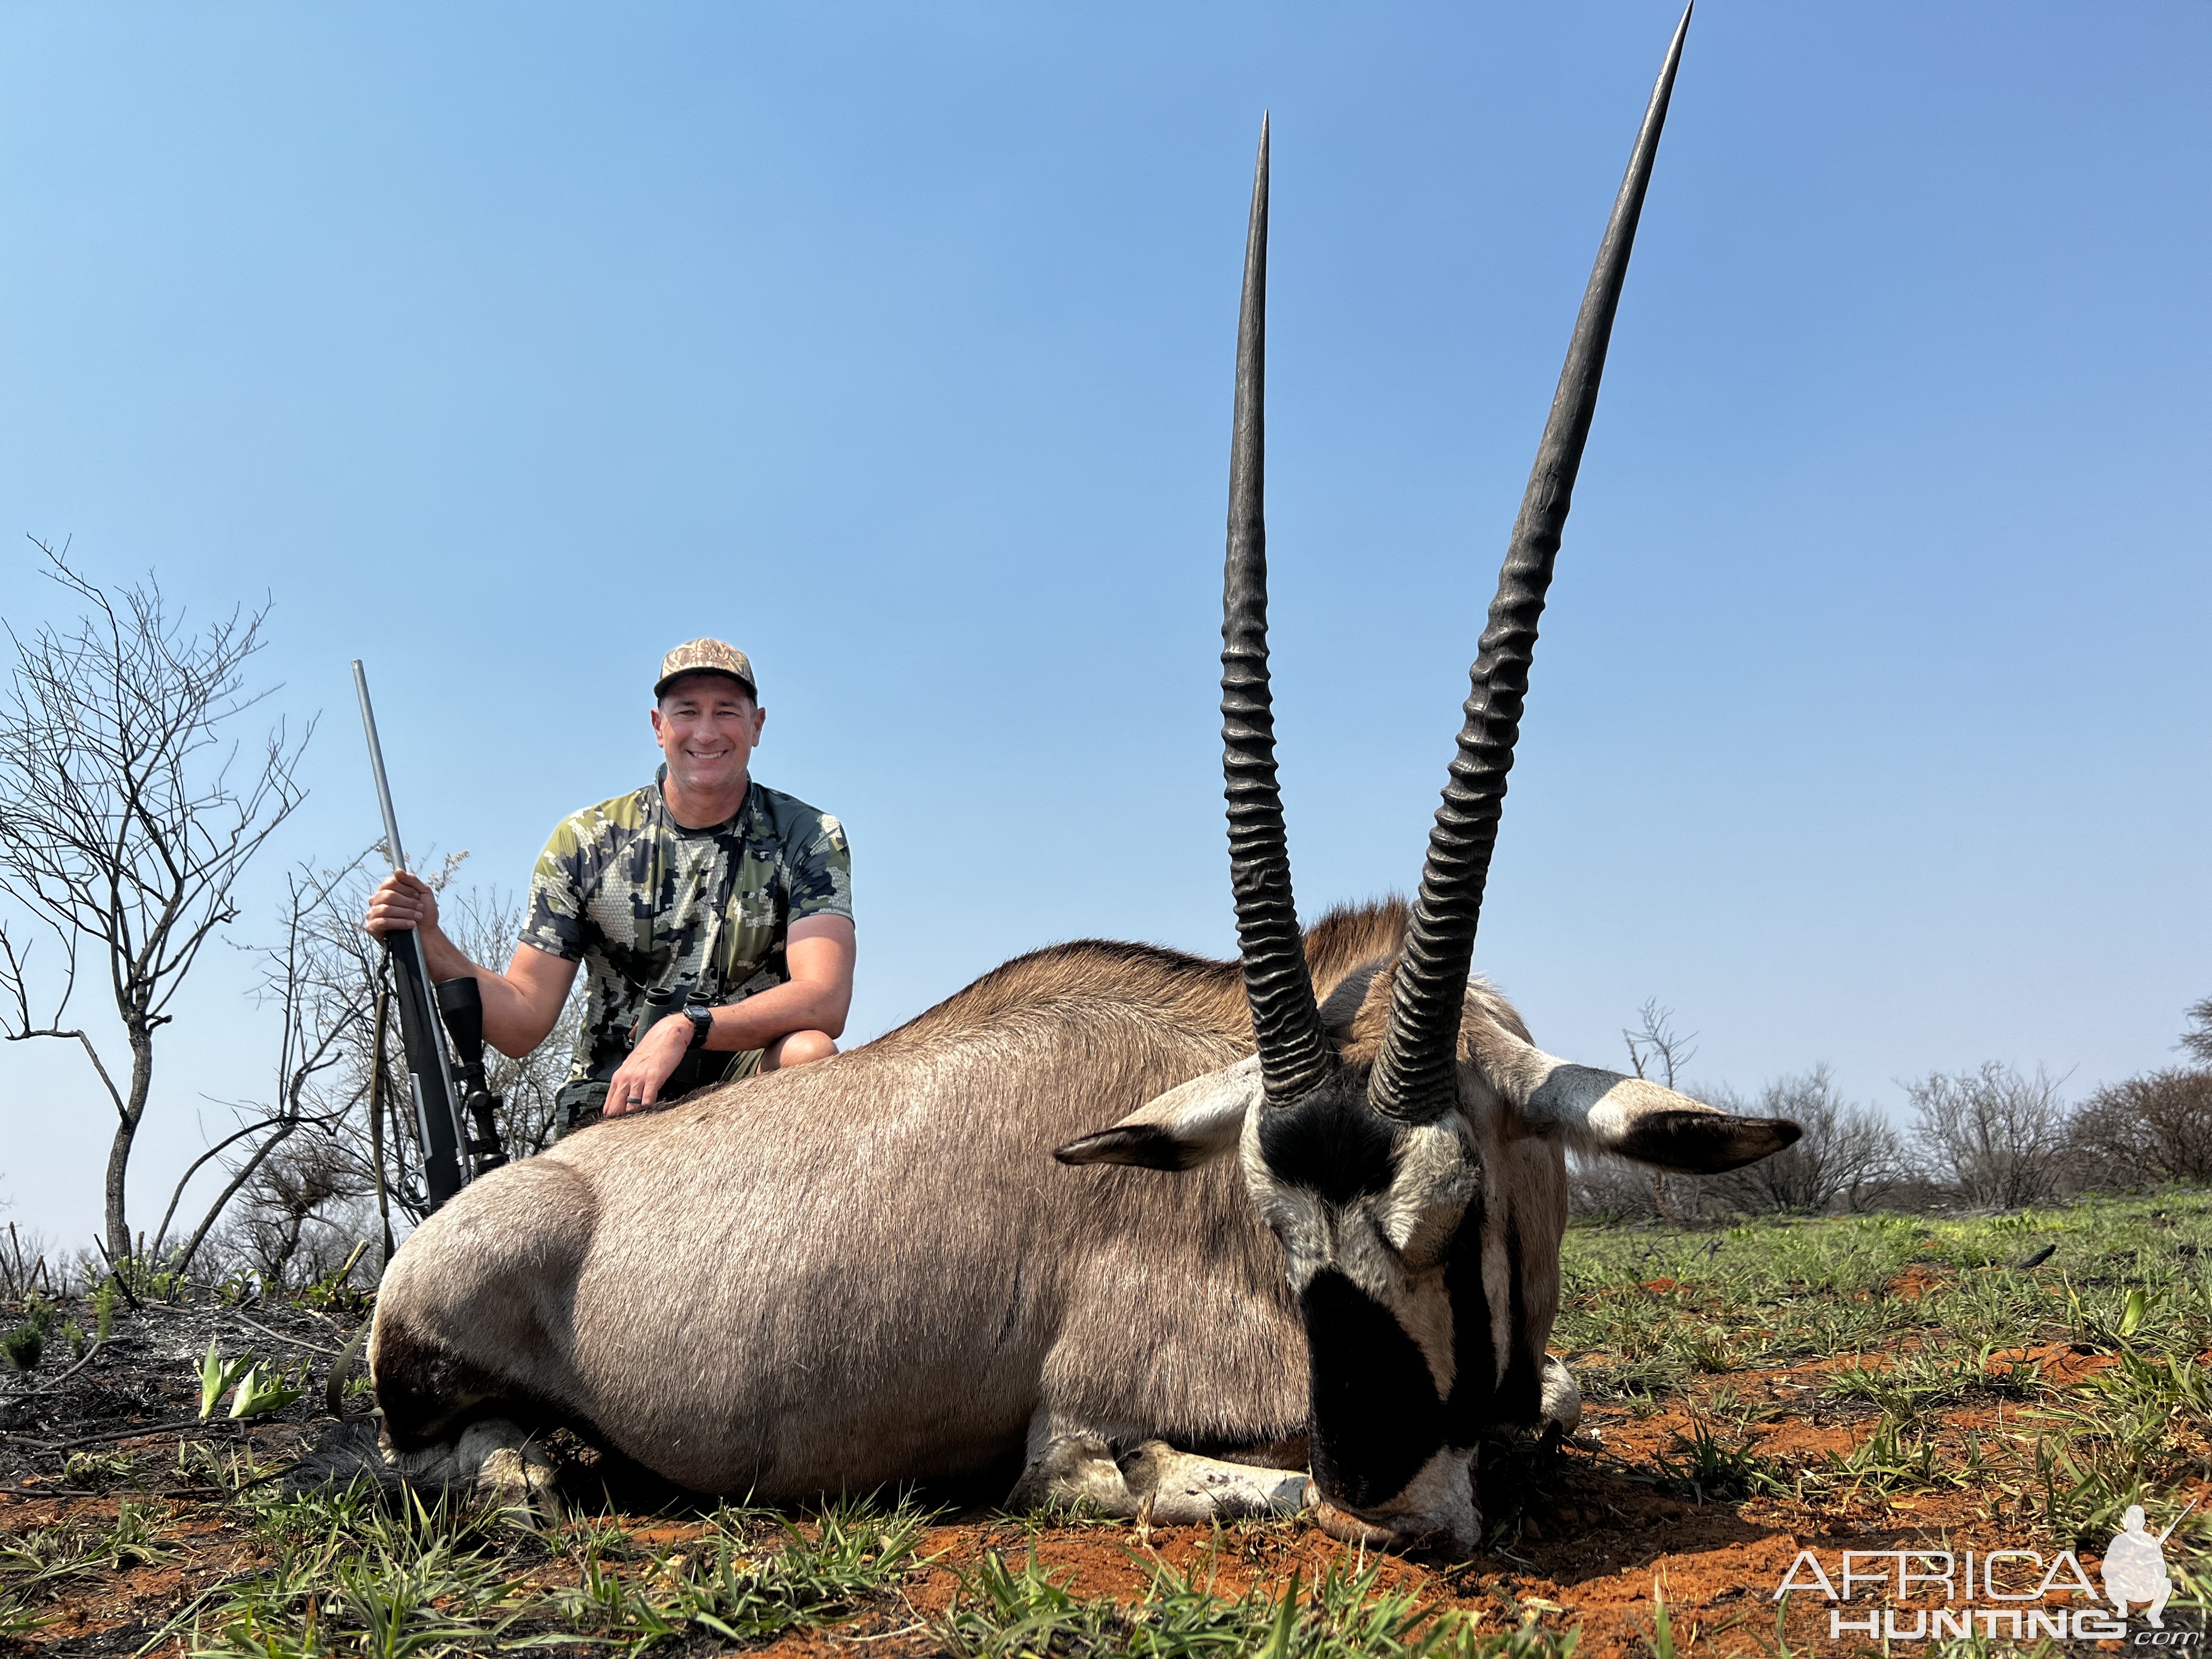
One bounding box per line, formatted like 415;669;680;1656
1222;115;1332;1104
1369;5;1694;1121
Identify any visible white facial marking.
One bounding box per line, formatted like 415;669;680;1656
1340;1442;1480;1549
1242;1110;1328;1290
1539;1355;1582;1435
1376;1120;1475;1262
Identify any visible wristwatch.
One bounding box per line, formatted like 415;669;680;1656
681;1005;714;1052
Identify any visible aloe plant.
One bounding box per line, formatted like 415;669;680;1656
227;1362;304;1420
197;1339;254;1420
2119;1285;2150;1339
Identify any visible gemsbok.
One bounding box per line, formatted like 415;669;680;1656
360;3;1801;1553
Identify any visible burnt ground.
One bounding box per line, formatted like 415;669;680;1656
5;1197;2211;1656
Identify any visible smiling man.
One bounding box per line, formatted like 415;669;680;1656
364;639;855;1140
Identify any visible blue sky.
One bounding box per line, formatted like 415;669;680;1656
2;3;2207;1248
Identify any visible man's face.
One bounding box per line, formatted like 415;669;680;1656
651;674;765;794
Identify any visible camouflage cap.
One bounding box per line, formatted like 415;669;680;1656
654;639;758;700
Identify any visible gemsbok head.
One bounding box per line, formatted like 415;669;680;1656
1058;5;1802;1549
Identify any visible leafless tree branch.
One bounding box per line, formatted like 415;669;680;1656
0;539;311;1255
2180;996;2212;1067
1623;998;1697;1090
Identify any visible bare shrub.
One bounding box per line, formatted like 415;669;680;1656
2067;1068;2212;1189
1904;1062;2069;1209
1623;998;1697;1090
219;1134;375;1287
0;1224;53;1299
144;857;380;1274
1699;1065;1901;1214
1566;1153;1666;1221
156;859;581;1278
2181;997;2212;1066
250;862;585;1254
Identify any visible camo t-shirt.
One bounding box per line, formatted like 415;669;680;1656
521;773;852;1091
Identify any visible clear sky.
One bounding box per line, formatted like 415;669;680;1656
2;3;2206;1250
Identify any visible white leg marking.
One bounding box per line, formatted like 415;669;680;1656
1539;1355;1582;1435
382;1417;565;1525
1118;1442;1316;1523
1008;1434;1137;1515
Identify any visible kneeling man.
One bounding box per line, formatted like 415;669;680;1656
365;639;854;1138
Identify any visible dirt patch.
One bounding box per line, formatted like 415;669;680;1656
1883;1265;1945;1301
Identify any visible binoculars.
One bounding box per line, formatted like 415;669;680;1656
624;978;722;1099
434;977;510;1176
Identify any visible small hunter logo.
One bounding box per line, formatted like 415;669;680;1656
2105;1499;2194;1629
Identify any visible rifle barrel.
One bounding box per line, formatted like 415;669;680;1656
2158;1496;2198;1543
351;660;471;1203
353;661;410;872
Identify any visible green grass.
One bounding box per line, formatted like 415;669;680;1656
1558;1190;2212;1371
163;1484;940;1658
0;1499;178;1638
1646;1418;1785;1504
1560;1190;2212;1559
941;1550;1577;1658
542;1491;936;1651
15;1189;2212;1655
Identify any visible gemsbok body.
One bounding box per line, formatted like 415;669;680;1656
363;4;1801;1553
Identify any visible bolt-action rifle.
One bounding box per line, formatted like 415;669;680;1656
352;662;507;1211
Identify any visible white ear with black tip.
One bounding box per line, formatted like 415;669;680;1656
1492;1046;1802;1173
1054;1056;1265;1172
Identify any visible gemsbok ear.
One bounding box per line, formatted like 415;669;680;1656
1489;1051;1802;1175
1054;1056;1265;1172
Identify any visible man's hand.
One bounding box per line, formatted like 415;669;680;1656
365;871;441;938
363;874;582;1059
605;1015;693;1117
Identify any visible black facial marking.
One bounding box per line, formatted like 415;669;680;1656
1495;1216;1541;1424
1442;1192;1498;1445
1052;1126;1205;1170
1301;1268;1444;1509
1613;1109;1802;1174
1257;1094;1400;1207
374;1315;519;1450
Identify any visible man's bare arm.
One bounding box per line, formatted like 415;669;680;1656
697;914;855;1051
364;871;580;1057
